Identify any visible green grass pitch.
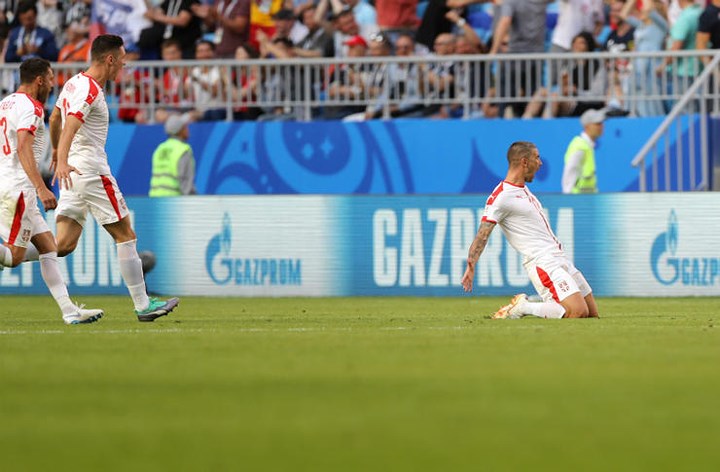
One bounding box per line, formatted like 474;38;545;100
1;296;719;471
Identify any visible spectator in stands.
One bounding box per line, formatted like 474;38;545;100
604;0;635;114
250;0;283;47
548;0;605;93
424;32;457;117
326;34;370;118
188;39;227;121
37;0;63;43
192;0;252;58
294;3;335;58
139;0;204;59
118;49;154;124
696;0;720;60
489;0;552;118
656;0;702;112
343;0;377;31
697;0;720;112
156;38;194;123
375;0;419;42
620;0;668;117
551;1;605;53
562;108;605;194
5;0;58;63
446;9;496;119
56;20;89;87
270;8;301;43
0;0;21;28
64;0;90;30
330;7;363;57
229;43;262;120
347;32;395;120
523;32;607;119
256;34;305;120
149;113;197;197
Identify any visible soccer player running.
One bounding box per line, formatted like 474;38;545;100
50;34;179;322
0;58;103;324
461;141;599;319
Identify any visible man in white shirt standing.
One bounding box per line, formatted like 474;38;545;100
0;57;103;324
562;108;605;194
50;34;180;322
461;141;599;320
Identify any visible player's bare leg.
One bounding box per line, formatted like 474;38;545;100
32;231;103;324
584;293;599;318
55;215;84;257
559;292;590;318
104;216;179;321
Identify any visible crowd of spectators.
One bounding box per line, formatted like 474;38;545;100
1;0;719;124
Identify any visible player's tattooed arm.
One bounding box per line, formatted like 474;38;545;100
461;220;496;292
467;221;496;268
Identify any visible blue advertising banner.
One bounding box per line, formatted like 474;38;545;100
108;116;692;196
2;194;719;297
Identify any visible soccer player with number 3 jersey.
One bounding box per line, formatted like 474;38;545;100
461;142;599;319
0;58;103;324
50;35;179;322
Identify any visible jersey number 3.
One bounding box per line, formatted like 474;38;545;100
0;117;10;156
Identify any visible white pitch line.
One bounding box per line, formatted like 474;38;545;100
0;325;472;336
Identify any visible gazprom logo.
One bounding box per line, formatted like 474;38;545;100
651;210;719;286
205;212;302;286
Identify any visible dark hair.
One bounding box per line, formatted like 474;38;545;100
17;0;37;16
573;31;597;52
507;141;537;165
237;42;259;59
195;39;216;51
161;38;182;51
91;34;124;62
272;37;294;49
19;57;50;84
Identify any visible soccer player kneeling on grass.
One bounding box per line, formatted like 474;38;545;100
50;34;179;322
0;58;103;324
461;141;599;319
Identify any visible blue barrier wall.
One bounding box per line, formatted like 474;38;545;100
3;194;719;297
110;116;693;196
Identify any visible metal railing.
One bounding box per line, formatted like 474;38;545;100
2;49;715;123
630;54;720;192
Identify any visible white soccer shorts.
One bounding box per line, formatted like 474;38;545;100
0;189;51;248
526;256;592;303
56;173;129;227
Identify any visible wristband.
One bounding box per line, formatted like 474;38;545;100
456;18;466;27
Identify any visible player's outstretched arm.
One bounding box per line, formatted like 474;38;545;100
51;110;83;190
461;220;496;292
17;130;56;210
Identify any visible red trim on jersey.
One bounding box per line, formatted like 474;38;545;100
8;192;25;245
80;72;100;105
101;176;122;221
17;126;36;135
502;180;525;188
486;182;504;205
16;92;43;117
537;266;560;303
68;111;85;123
481;216;497;224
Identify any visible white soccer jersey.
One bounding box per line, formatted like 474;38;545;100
482;181;564;263
55;72;111;175
0;92;45;191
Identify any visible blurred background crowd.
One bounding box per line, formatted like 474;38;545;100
0;0;718;124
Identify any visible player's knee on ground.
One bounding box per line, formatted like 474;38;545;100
561;295;590;318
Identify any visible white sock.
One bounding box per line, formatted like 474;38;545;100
0;245;12;267
522;300;566;319
24;243;39;262
39;251;77;316
117;239;150;311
